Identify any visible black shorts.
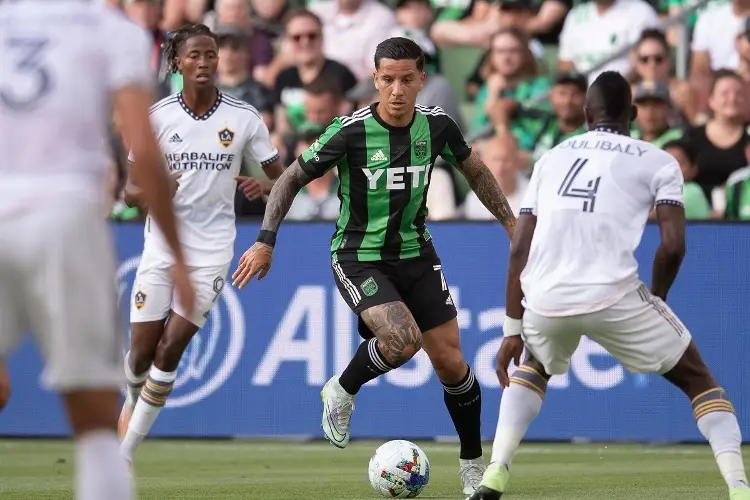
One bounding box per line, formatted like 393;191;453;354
331;254;458;340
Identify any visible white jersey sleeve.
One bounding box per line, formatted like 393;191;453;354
519;153;549;216
242;112;280;167
651;160;684;207
101;12;154;91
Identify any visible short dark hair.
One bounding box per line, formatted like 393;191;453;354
303;74;343;101
637;28;669;53
586;71;633;122
663;139;696;164
710;68;744;95
374;37;425;72
162;24;217;74
284;7;323;31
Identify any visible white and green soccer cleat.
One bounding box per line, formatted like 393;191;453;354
730;484;750;500
320;376;355;449
459;457;486;495
465;462;510;500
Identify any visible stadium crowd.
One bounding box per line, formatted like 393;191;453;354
109;0;750;221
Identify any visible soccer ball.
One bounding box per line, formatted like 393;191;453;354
368;440;430;498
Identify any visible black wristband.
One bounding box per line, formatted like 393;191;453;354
256;230;277;247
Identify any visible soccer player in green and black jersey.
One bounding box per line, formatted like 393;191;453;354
233;37;516;496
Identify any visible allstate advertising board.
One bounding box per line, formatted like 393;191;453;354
0;223;748;441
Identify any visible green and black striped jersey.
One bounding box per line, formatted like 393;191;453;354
297;103;472;262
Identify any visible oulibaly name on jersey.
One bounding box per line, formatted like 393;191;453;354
558;139;648;157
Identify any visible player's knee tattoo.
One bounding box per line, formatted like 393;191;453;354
361;301;422;367
510;360;550;399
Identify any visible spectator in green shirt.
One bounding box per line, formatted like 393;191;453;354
516;71;587;163
471;28;550;136
724;144;750;219
663;139;711;219
631;81;685;148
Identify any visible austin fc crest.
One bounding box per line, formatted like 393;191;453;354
415;140;427;160
360;277;378;297
218;127;235;148
134;290;147;310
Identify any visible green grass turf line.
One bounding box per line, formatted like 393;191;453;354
0;440;746;499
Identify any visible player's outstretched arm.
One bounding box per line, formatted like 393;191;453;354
232;160;313;289
498;213;536;387
454;151;517;238
652;204;686;301
260;159;312;233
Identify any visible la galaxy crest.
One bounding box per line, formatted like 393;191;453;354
134;290;147;310
218;126;235;148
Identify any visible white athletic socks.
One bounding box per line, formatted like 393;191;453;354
120;366;177;462
697;410;749;488
77;430;133;500
490;370;546;467
124;351;148;407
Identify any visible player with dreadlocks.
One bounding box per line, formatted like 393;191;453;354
119;23;283;465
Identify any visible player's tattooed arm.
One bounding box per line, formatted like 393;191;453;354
233;160;314;288
260;160;313;233
360;302;423;367
454;151;517;238
259;159;284;194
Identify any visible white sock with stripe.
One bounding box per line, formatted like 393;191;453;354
120;366;176;462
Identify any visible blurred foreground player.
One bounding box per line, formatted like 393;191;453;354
119;24;283;464
0;2;194;500
470;72;750;500
233;37;517;495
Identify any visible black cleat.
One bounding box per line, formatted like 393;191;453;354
467;485;503;500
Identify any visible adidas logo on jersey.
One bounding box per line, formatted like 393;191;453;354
370;150;388;162
169;133;182;143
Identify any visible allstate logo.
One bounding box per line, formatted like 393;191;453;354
117;256;245;408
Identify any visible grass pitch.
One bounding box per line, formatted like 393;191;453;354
0;440;744;499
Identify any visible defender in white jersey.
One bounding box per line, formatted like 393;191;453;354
118;24;283;464
0;2;194;500
470;72;750;500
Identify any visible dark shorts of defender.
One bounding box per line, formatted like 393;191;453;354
332;254;457;339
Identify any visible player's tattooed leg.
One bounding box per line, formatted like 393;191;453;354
453;151;517;237
360;301;423;367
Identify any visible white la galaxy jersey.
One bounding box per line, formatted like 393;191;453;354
135;92;279;266
0;1;153;208
519;128;684;317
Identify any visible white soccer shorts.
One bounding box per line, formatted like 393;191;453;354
0;197;122;391
522;284;693;376
129;256;230;328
